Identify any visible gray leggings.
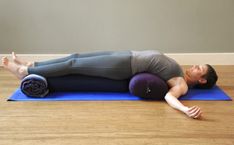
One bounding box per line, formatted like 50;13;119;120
28;51;132;80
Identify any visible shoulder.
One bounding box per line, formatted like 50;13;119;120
167;77;188;95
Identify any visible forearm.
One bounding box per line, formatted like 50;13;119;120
164;92;188;113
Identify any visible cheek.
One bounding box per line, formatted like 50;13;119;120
190;69;198;76
190;70;202;80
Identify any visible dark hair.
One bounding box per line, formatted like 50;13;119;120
194;64;218;89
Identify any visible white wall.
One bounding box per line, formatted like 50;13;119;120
0;0;233;54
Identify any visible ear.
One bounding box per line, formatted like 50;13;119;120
198;78;207;84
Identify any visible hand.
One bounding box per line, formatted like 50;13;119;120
184;106;202;119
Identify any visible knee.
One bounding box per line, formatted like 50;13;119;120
66;58;77;67
70;53;79;58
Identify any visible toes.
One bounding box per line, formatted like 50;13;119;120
3;57;9;61
12;52;17;60
2;57;9;65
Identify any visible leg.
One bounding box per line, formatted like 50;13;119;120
77;51;114;58
11;51;115;67
34;53;79;66
34;51;115;66
12;52;77;67
28;51;132;80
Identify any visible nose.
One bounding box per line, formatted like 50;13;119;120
191;65;198;70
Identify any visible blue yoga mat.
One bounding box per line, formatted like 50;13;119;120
8;86;231;101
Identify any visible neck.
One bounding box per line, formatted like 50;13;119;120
184;73;195;88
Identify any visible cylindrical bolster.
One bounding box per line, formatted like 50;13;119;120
129;73;168;100
20;74;49;98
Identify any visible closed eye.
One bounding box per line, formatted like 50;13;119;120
200;65;206;74
199;66;202;70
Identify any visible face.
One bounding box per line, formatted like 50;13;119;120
185;64;208;84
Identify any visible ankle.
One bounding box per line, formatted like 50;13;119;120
27;62;34;67
18;66;28;77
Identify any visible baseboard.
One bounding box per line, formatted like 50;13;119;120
166;53;234;65
1;53;234;66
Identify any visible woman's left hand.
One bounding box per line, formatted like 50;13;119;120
184;106;202;119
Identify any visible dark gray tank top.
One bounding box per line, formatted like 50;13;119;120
131;50;184;81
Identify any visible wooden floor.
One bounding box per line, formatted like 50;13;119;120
0;66;234;145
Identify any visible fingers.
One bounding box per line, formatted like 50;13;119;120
188;106;199;114
190;108;201;118
194;110;202;119
188;106;202;119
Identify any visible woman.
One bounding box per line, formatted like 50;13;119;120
2;50;218;119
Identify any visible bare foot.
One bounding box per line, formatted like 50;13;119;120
12;52;34;67
2;57;9;67
2;57;28;79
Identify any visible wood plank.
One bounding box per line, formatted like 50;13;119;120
0;66;234;145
